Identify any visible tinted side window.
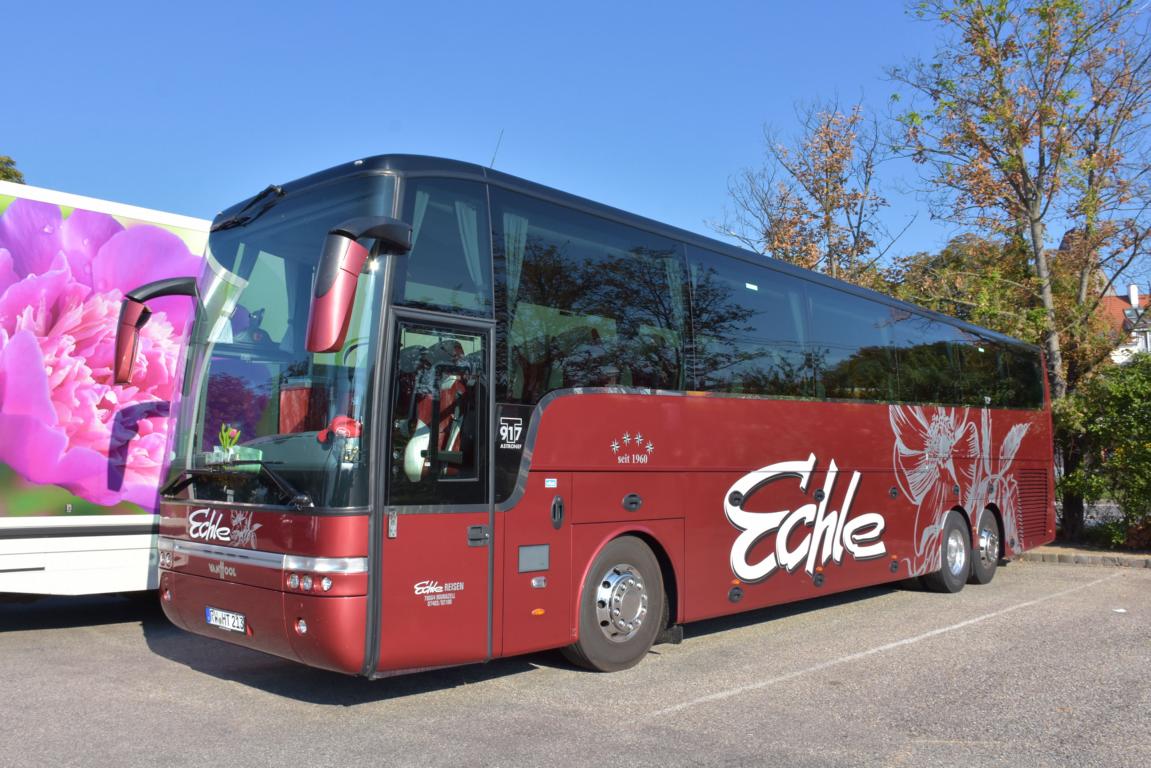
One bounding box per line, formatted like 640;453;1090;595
1001;344;1045;407
393;178;493;317
805;283;896;400
686;248;810;397
492;189;686;403
890;310;963;404
955;334;1000;406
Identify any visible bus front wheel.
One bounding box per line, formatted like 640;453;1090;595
922;510;971;593
563;536;665;672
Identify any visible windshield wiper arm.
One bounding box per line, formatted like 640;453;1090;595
161;462;314;511
227;461;314;510
211;184;285;232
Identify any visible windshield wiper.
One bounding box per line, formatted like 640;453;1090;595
161;461;314;511
211;184;285;232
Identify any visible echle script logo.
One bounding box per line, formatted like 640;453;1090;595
187;508;262;548
725;453;886;582
188;509;231;542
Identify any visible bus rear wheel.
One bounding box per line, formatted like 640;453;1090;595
563;536;665;672
968;508;1001;585
922;510;971;593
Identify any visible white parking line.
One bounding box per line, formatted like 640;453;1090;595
646;572;1123;719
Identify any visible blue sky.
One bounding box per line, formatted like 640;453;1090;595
5;1;958;258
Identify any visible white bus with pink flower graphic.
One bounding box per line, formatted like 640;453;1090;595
0;180;208;595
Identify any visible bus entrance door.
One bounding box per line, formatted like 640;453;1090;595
375;320;493;672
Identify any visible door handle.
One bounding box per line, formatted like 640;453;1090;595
467;524;490;547
551;495;564;530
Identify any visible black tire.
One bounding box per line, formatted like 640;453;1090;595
921;510;971;593
562;536;665;672
968;508;1001;585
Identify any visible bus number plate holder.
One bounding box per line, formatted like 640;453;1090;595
205;606;246;634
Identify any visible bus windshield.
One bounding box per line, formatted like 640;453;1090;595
166;175;395;509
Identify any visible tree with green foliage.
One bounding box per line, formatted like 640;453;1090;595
890;0;1151;538
719;0;1151;540
1057;354;1151;547
891;0;1151;399
0;155;24;183
887;233;1048;341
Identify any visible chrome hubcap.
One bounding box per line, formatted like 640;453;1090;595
946;528;967;577
595;563;648;643
978;522;999;566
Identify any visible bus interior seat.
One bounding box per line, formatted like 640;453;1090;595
279;376;329;433
402;339;473;483
463;349;484;375
397;344;427;374
393;344;427;438
427;339;466;369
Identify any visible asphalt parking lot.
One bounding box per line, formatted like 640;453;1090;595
1;562;1147;768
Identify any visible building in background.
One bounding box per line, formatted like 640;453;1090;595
1102;284;1150;364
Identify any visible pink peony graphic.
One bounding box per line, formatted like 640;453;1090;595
0;198;203;510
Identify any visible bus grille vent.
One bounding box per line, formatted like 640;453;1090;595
1015;470;1049;543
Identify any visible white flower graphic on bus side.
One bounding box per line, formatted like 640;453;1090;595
961;409;1030;558
890;406;973;574
890;405;1031;574
890;406;971;508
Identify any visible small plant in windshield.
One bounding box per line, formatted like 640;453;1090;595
219;424;241;451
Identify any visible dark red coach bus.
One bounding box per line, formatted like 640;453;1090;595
114;156;1054;676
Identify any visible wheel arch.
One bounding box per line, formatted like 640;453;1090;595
570;522;684;639
630;529;679;627
951;504;973;534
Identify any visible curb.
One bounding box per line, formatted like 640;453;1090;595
1018;550;1151;569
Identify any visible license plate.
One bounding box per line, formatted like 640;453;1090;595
205;606;246;633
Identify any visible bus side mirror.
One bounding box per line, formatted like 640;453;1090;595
305;217;412;353
114;277;200;384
